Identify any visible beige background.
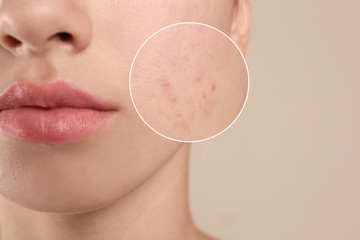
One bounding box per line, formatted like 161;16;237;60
189;0;360;239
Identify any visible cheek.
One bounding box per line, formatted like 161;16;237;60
130;24;247;141
89;1;215;114
89;1;237;141
153;62;218;134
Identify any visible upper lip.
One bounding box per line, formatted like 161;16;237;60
0;80;116;111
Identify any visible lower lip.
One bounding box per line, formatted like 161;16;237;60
0;107;115;143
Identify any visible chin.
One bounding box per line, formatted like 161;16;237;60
0;115;184;213
0;141;183;214
0;168;129;214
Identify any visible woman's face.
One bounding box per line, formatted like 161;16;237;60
0;0;242;213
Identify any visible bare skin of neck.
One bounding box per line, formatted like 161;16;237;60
0;144;214;240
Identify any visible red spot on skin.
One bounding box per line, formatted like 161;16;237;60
170;96;177;103
184;55;190;62
178;113;182;118
203;93;207;99
211;83;216;91
181;122;190;130
162;81;170;90
195;77;201;83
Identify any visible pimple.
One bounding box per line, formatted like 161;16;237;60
170;96;177;103
195;76;201;83
177;113;182;118
181;122;190;131
211;83;216;91
162;81;170;89
202;93;207;99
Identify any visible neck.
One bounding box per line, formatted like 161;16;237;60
0;144;200;240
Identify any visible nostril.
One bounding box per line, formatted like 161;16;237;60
3;35;22;48
57;32;73;42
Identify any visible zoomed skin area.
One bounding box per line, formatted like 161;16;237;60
130;23;248;141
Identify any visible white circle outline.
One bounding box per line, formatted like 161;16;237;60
129;22;250;143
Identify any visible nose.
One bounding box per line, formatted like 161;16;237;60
0;0;92;55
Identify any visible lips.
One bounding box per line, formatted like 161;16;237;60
0;80;117;143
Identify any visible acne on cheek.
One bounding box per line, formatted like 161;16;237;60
160;79;177;103
158;32;221;132
159;72;217;132
197;81;217;118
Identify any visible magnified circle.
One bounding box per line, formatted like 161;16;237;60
129;22;249;142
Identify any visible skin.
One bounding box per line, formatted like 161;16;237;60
131;23;249;141
0;0;250;239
